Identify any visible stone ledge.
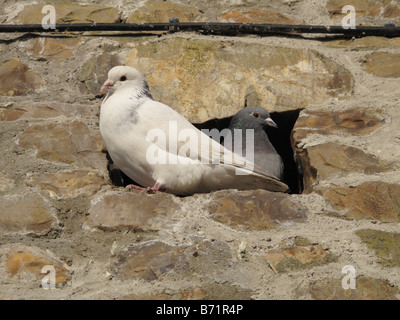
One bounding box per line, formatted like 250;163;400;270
0;244;72;287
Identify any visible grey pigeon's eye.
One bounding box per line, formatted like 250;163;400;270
120;76;127;81
253;112;260;118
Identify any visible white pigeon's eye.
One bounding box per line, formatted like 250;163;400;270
120;76;127;81
253;112;260;118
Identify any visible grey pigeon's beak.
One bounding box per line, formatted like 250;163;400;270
100;79;115;94
265;117;278;128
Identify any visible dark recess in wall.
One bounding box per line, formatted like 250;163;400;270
269;109;303;194
193;109;303;194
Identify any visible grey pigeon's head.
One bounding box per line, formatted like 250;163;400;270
229;106;278;130
100;66;151;97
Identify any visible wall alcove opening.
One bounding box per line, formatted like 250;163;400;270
193;108;303;194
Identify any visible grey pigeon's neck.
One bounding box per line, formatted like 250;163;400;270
229;126;274;149
231;119;268;140
245;127;273;146
230;118;245;130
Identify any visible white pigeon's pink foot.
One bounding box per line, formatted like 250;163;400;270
126;184;146;191
126;182;162;193
146;182;162;193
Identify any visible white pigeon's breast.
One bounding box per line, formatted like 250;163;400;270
99;94;156;187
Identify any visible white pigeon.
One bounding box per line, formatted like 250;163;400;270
99;66;289;196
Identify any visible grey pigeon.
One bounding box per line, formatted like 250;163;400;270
224;106;284;181
99;66;289;195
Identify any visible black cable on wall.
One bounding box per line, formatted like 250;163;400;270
0;18;399;37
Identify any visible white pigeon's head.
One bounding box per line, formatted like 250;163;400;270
100;66;149;95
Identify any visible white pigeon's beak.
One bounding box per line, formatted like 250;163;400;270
100;79;115;94
265;117;278;128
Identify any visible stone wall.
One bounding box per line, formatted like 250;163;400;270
0;0;399;300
